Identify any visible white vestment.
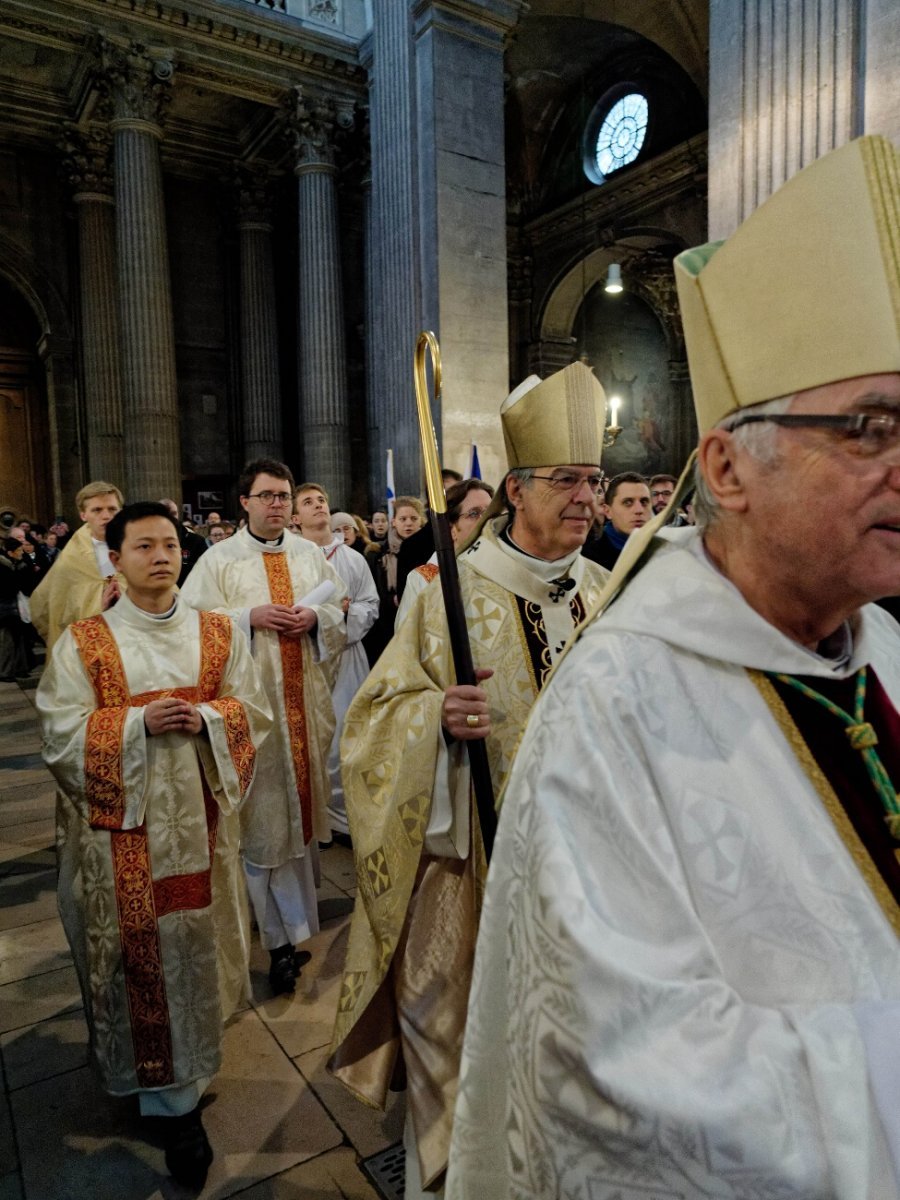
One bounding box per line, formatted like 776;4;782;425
447;526;900;1200
307;534;379;834
180;528;346;949
37;595;270;1104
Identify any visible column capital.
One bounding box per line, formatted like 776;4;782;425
59;121;114;201
283;86;355;174
233;162;278;228
97;36;175;131
410;0;528;44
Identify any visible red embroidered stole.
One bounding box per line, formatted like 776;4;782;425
261;552;314;843
69;609;247;1087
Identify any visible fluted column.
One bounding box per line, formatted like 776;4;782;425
60;121;125;487
367;2;419;497
709;0;862;238
236;165;283;461
286;87;352;505
100;38;182;501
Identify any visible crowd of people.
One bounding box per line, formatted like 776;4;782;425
6;134;900;1197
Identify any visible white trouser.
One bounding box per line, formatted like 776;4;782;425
138;1076;210;1117
243;855;319;950
326;731;349;834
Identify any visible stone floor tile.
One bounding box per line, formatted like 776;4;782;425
0;867;58;933
0;787;55;831
318;845;357;893
0;734;41;759
0;829;56;873
1;1008;89;1090
238;1147;382;1198
0;917;71;985
250;919;349;1059
11;1065;171;1200
0;766;46;791
295;1043;404;1160
0;1171;23;1200
199;1009;342;1198
0;965;81;1035
0;1092;17;1177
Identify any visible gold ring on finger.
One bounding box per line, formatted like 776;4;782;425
466;713;480;728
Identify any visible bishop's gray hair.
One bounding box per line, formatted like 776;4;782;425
504;467;536;517
693;394;793;529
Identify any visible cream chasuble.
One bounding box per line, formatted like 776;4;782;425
37;595;270;1099
179;527;347;862
330;515;607;1187
30;523;127;653
447;527;900;1200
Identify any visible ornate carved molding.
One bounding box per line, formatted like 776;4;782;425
283;84;354;172
97;36;175;130
59;119;114;198
621;249;686;361
233;161;277;225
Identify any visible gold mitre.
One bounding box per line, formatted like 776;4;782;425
675;134;900;433
501;360;607;467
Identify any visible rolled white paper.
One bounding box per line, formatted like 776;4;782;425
294;579;335;610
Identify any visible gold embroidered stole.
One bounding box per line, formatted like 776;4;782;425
69;610;250;1086
749;668;900;937
261;552;314;842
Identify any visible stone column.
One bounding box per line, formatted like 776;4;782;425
285;87;352;505
100;38;182;501
235;165;283;461
60;121;126;487
709;0;863;238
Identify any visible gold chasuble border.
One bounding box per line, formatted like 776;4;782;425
262;552;313;843
748;669;900;938
71;610;238;1088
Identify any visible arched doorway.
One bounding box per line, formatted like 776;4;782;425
0;276;52;521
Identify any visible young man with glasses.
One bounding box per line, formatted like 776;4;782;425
448;135;900;1199
330;362;609;1198
181;459;346;996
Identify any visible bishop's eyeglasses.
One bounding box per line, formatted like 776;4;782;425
727;411;900;464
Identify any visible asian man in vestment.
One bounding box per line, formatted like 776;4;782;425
329;362;610;1198
447;135;900;1199
37;502;271;1189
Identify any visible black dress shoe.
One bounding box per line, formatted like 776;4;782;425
268;945;297;995
294;949;311;973
163;1107;213;1190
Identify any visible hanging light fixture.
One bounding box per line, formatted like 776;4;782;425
605;262;623;294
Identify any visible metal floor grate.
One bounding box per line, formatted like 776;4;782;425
360;1140;405;1200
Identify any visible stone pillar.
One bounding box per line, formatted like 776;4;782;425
60;121;126;487
413;0;525;488
709;0;863;238
100;38;182;501
235;165;283;461
285;87;353;506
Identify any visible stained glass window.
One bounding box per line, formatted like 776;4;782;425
594;93;649;177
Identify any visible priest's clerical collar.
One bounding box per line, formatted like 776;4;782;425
499;521;580;580
248;528;284;548
812;622;852;669
145;598;178;621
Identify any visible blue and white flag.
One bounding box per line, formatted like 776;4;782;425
386;448;396;520
468;443;482;480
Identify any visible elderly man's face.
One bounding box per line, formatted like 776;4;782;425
507;466;602;559
740;372;900;609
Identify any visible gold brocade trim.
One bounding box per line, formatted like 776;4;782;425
208;697;256;799
72;617;131;828
70;615;130;707
197;611;233;700
415;563;440;584
262;552;313;842
748;669;900;938
511;600;541;698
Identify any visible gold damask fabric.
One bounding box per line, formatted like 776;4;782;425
329;521;607;1184
30;524;127;653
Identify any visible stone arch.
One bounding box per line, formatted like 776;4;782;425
0;233;79;516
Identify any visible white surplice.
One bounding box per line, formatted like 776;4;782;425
308;535;378;835
447;526;900;1200
37;594;271;1101
180;528;346;948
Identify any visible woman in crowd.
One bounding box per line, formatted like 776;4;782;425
364;496;425;664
